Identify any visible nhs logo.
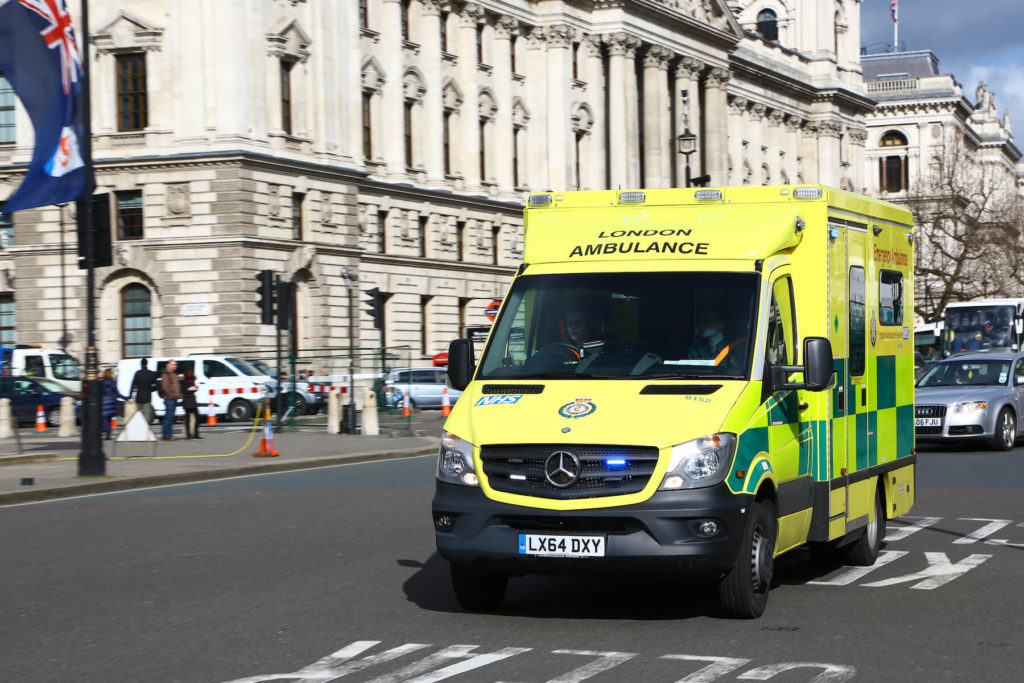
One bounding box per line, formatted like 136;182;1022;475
474;395;523;406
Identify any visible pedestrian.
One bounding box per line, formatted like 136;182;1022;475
129;358;158;424
157;359;183;441
101;368;127;440
181;368;202;439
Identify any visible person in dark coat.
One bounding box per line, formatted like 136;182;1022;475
129;358;158;424
181;368;202;439
101;368;127;440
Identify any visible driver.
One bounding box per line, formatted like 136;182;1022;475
689;305;744;366
564;293;611;357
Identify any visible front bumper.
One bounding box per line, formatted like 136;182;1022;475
432;481;752;578
915;404;994;441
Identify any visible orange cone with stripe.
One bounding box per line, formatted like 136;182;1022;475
440;386;451;417
253;406;280;457
206;398;217;426
111;416;118;430
402;390;412;418
35;405;47;432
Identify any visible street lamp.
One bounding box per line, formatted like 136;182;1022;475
676;128;697;188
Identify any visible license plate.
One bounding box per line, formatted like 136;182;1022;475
915;418;941;427
518;534;605;558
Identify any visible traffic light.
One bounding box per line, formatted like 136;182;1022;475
256;269;275;325
276;281;293;331
364;287;382;330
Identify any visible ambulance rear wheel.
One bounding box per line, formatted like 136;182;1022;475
228;399;254;422
450;563;507;612
718;498;776;619
844;486;884;566
991;407;1016;451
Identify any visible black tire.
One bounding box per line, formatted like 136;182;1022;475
291;395;307;416
450;563;507;612
718;498;776;619
991;407;1016;451
844;486;885;566
46;406;62;428
228;399;254;422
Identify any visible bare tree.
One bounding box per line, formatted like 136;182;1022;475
908;130;1024;323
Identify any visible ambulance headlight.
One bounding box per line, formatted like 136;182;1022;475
953;400;986;413
438;430;479;487
660;433;737;490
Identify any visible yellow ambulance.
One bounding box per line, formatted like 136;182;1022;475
433;185;916;618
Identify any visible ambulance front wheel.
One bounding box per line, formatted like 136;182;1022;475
718;498;776;619
450;563;507;612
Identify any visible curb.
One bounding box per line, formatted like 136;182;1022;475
0;442;439;506
0;452;60;466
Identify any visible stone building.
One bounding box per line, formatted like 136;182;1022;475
861;48;1024;319
0;0;870;370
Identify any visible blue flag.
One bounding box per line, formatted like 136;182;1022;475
0;0;92;214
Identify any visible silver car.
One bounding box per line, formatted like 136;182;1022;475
383;367;462;409
914;352;1024;450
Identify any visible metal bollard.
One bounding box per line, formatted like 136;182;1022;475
58;395;75;437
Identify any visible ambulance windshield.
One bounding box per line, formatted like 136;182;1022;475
477;272;759;380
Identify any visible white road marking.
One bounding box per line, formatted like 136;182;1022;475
659;654;751;682
220;640;430;682
806;550;907;586
738;662;856;682
952;518;1013;544
365;645;530;683
862;552;992;589
884;516;941;541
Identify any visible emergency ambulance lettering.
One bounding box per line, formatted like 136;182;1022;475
568;241;710;258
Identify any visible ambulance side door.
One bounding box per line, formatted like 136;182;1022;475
828;223;849;521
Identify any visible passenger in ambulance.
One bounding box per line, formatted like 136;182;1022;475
688;304;747;371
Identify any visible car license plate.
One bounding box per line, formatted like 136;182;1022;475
518;534;605;558
915;418;941;427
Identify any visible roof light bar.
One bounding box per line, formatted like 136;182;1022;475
619;191;646;203
793;186;823;199
528;194;553;206
694;189;722;201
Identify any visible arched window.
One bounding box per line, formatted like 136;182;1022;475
122;284;152;358
879;131;909;192
757;9;779;41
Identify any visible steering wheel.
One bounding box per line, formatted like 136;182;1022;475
525;343;580;370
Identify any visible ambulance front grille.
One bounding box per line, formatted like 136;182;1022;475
480;444;659;499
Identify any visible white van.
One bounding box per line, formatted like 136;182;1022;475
117;355;267;421
1;345;82;393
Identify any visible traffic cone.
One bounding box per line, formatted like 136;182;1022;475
111;416;119;431
402;390;412;418
253;406;280;457
35;405;47;432
206;398;217;426
440;386;451;417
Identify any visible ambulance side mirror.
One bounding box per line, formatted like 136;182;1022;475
447;339;475;391
773;337;834;392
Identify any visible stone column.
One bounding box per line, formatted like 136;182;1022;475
545;25;575;191
673;57;703;186
420;0;447;187
703;67;730;187
456;2;484;190
727;95;748;186
381;0;406;180
848;127;868;193
624;40;642;188
801;121;820;184
524;27;549;190
747;102;766;185
492;15;519;196
785;115;803;183
816;119;843;186
642;47;671;188
605;33;634;190
766;110;785;185
581;34;607;190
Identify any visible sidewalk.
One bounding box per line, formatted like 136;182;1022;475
0;412;445;506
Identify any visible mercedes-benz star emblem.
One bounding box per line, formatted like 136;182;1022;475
544;450;581;488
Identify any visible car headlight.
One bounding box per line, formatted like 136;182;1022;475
437;430;479;487
659;433;737;490
953;400;987;413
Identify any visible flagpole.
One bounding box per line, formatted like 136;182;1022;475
893;2;899;51
76;0;104;476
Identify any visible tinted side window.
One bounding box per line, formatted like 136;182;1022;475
879;269;903;326
394;371;411;383
849;266;866;376
413;370;435;384
203;360;236;378
0;378;11;394
24;356;44;376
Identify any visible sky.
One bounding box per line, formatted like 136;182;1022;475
860;0;1024;132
